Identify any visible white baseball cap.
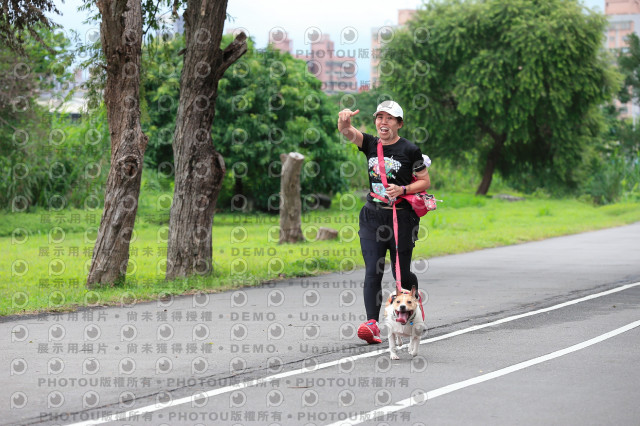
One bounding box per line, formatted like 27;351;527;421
373;100;403;119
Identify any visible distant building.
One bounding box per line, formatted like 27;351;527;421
606;0;640;120
370;9;417;88
37;68;87;119
271;33;358;95
269;27;292;54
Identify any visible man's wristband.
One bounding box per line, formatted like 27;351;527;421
402;186;407;195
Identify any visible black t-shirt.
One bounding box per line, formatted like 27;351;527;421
358;133;427;208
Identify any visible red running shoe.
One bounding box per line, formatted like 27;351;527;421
357;319;382;344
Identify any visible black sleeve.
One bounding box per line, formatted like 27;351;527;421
412;145;427;173
359;133;376;153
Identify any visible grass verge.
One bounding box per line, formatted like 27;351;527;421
2;191;640;316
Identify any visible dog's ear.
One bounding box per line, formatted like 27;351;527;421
410;285;418;299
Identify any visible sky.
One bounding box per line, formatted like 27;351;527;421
53;0;605;85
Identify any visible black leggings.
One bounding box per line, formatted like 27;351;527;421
360;236;419;321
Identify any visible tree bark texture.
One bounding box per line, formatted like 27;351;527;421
279;152;305;244
166;0;247;280
476;132;506;196
87;0;148;287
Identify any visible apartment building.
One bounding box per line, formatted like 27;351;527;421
606;0;640;119
370;9;417;88
271;31;358;95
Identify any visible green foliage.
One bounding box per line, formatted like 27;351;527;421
0;0;61;54
0;26;107;211
584;150;640;205
616;32;640;104
214;38;349;211
380;0;621;194
582;103;640;204
140;34;183;168
140;35;349;211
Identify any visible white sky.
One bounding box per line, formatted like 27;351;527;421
53;0;604;84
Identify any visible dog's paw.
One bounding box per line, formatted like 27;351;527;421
390;353;400;360
409;349;418;357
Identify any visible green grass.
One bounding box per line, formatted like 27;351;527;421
2;190;640;316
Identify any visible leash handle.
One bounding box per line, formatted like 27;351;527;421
377;142;402;293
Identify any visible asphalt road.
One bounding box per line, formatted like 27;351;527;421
2;223;639;426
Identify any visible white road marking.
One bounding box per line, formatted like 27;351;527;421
328;319;640;426
66;281;640;426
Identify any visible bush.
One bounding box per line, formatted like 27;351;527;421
585;151;640;205
1;108;111;211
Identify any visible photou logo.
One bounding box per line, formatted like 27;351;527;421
192;324;210;341
191;391;208;408
266;390;284;407
83;391;100;408
156;357;173;374
84;324;101;341
267;356;284;373
269;26;287;43
11;324;28;342
48;324;66;342
10;358;27;376
304;26;322;44
119;391;136;408
10;391;27;409
231;290;248;307
230;323;248;341
48;357;65;375
267;323;285;340
301;389;319;407
303;323;321;340
230;390;246;408
267;289;285;307
339;389;355;407
156;324;174;341
82;358;100;375
192;357;208;374
374;389;392;406
47;391;64;408
118;358;136;375
230;357;247;374
120;324;137;342
340;26;358;44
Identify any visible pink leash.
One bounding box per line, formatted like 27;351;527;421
376;142;403;294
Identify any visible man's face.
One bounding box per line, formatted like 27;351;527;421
375;111;403;141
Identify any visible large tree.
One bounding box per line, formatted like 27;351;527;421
0;0;60;53
213;42;348;211
165;0;247;279
381;0;620;195
142;38;348;212
87;0;148;286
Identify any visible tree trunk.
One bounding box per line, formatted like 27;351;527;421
87;0;148;287
166;0;247;280
316;227;338;241
476;133;506;196
279;152;305;244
